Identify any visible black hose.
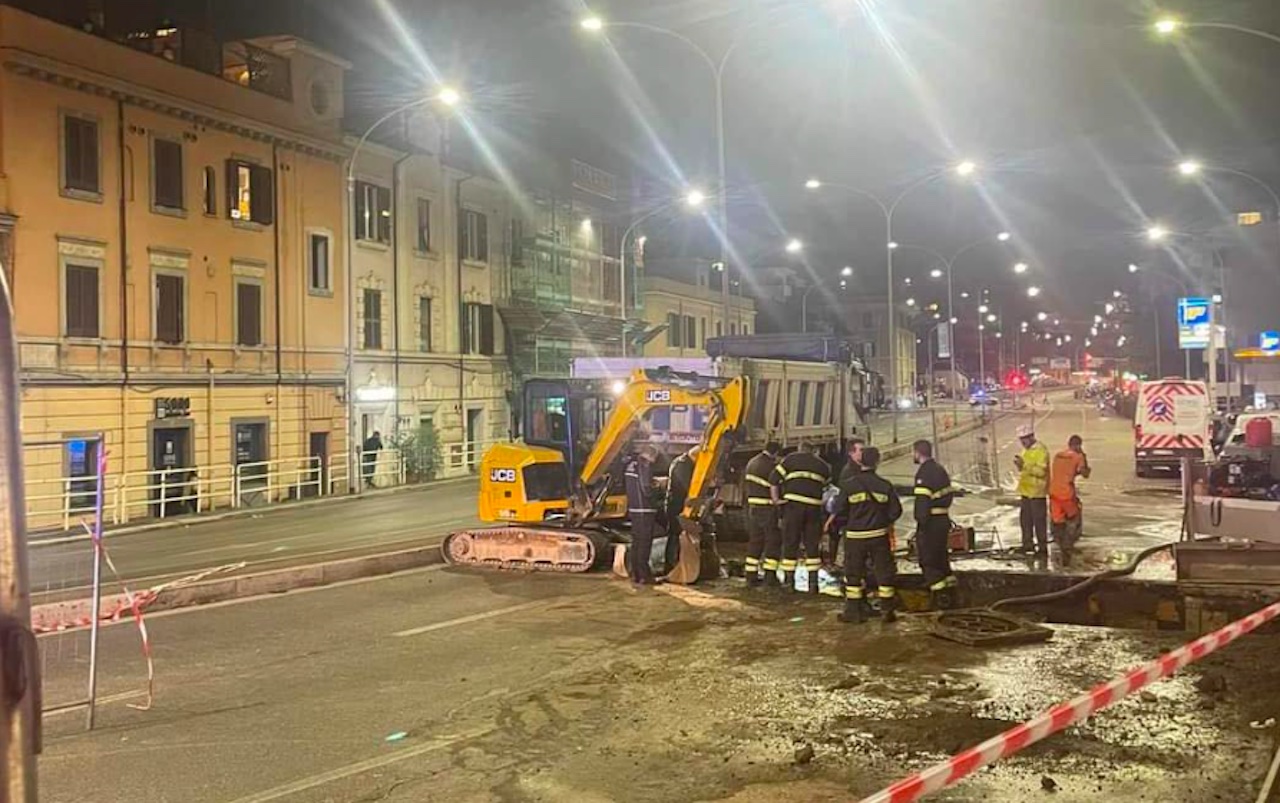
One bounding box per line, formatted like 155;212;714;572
989;541;1175;610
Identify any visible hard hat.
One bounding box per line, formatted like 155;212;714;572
1016;424;1035;439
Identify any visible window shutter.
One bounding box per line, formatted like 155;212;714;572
479;304;495;356
156;274;184;344
476;213;488;261
462;303;473;354
66;265;99;338
237;283;262;346
225;160;239;218
250;164;274;225
154;139;184;209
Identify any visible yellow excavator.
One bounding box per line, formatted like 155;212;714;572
442;368;750;581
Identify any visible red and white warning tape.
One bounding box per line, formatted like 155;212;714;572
860;599;1280;803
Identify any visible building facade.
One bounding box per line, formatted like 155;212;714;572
347;125;511;480
1;7;351;527
639;258;756;358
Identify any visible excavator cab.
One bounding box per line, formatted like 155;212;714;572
478;379;626;524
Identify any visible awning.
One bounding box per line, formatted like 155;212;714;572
497;304;625;344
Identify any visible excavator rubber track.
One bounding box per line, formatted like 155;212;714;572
441;526;612;573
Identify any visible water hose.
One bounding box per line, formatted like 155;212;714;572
989;541;1175;610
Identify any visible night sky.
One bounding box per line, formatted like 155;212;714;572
213;0;1280;333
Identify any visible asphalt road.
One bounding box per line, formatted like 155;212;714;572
38;561;1280;802
29;480;482;599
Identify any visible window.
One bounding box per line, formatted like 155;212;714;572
308;232;331;293
152;138;184;211
461;209;488;262
742;324;750;336
64;263;99;338
667;313;681;348
226;160;274;225
463;303;495;355
202;166;217;215
354;181;391;243
684;316;696;349
416;198;432;252
418;296;433;352
796;381;810;426
700;318;707;347
62;113;100;196
362;288;382;350
730;323;737;336
155;273;185;344
236;280;263;347
716;321;722;338
1239;211;1263;227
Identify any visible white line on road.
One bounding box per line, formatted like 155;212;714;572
225;727;494;803
392;600;553;638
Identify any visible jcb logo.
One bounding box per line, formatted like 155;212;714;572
489;468;518;483
645;389;672;403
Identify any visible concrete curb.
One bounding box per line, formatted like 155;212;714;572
31;475;477;548
33;542;446;629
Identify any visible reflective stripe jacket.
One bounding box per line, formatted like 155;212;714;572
624;456;655;514
913;458;955;523
832;467;902;538
775;450;830;506
1016;441;1050;498
743;451;779;506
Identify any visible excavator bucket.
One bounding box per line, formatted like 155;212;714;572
664;518;721;585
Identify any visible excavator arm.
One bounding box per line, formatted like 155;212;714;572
572;369;749;525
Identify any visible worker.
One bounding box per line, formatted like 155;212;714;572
1014;423;1050;557
828;437;866;563
775;440;830;594
1049;434;1091;567
624;445;661;586
912;439;958;609
665;445;700;572
832;446;902;624
743;440;782;588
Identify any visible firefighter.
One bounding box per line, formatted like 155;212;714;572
775;440;830;594
912;439;959;609
832;446;901;624
624;445;660;586
743;440;782;588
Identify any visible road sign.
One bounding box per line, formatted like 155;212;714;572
1261;331;1280;353
1178;297;1211;350
936;322;951;359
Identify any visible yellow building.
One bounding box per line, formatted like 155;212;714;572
639;259;756;358
0;8;351;528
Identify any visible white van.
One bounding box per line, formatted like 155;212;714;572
1133;378;1213;476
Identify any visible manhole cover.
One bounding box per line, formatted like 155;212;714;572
929;609;1053;647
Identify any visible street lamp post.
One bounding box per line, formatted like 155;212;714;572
582;14;786;329
805;165;979;440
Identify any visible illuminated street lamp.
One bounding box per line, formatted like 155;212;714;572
1154;18;1181;35
1037;311;1048;322
906;298;917;307
1147;225;1169;242
1113;289;1123;298
1129;263;1140;273
955;160;978;177
841;265;854;277
986;313;997;323
437;86;462;107
685;189;707;207
930;268;943;279
978;304;990;314
805;178;822;189
1027;286;1042;298
580;15;605;31
997;231;1012;242
1013;262;1028;274
1178;160;1202;177
785;238;804;254
887;241;899;250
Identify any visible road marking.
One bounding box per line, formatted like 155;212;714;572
225;727;494;803
392;600;552;638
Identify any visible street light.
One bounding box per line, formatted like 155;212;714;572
1154;18;1181;35
1013;262;1028;274
978;304;990;314
580;15;604;31
1129;263;1140;273
997;231;1012;242
1027;286;1042;298
1147;225;1169;242
887;241;899;250
955;160;978;177
841;266;854;277
685;189;707;207
906;298;917;307
785;238;803;254
1037;311;1048;321
930;268;943;278
437;86;462;107
805;178;822;190
1178;160;1202;176
986;313;997;323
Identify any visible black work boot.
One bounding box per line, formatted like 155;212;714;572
761;570;780;590
783;571;797;593
745;572;761;589
807;569;822;595
838;598;866;624
880;596;898;624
